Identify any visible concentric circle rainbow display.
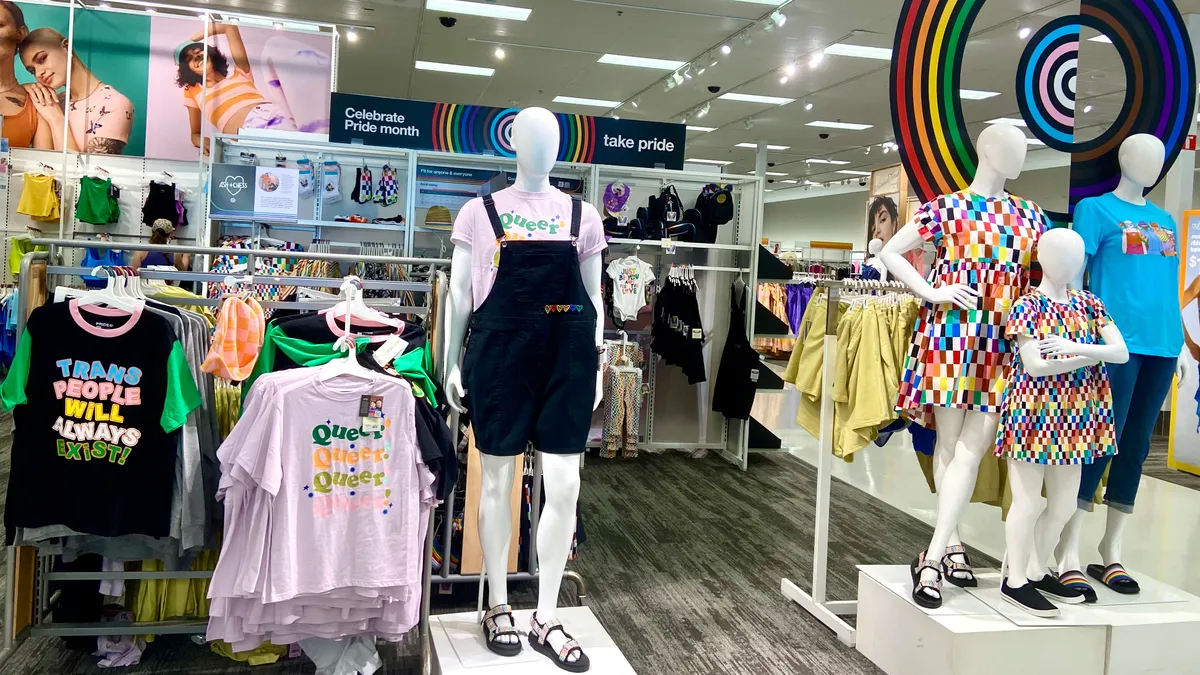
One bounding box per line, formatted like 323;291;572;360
430;103;596;163
1017;20;1079;150
891;0;1195;220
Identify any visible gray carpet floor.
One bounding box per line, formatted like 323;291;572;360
1144;439;1200;492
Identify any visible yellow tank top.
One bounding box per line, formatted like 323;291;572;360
17;173;60;222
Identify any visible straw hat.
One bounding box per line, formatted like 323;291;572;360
424;205;453;232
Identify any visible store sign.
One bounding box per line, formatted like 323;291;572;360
329;93;686;170
209;164;301;223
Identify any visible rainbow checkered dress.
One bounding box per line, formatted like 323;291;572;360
896;191;1049;429
994;289;1117;465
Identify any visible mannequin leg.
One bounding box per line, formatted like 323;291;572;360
535;453;583;663
1098;507;1133;567
1054;508;1088;574
1005;459;1045;588
931;427;966;575
1028;465;1082;581
478;453;518;646
918;409;998;594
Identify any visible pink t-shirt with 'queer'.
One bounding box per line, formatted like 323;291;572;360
450;187;606;310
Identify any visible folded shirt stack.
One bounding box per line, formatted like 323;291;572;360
208;367;436;652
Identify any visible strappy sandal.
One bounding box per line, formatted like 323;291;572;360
910;552;944;610
1055;570;1097;604
1087;562;1140;595
481;604;522;657
941;544;978;588
529;612;591;673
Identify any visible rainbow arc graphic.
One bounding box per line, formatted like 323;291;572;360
430;103;596;163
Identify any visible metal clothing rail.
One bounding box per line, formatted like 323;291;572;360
778;278;916;648
1;244;452;671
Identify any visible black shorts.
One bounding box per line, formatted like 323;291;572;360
463;321;596;456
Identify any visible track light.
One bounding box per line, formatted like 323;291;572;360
631;98;640;108
494;46;506;59
1018;26;1032;39
672;71;685;86
346;29;359;42
721;44;732;55
1083;104;1093;113
273;21;283;30
683;67;693;80
804;101;814;111
785;64;796;76
809;51;824;68
771;11;786;27
780;76;788;84
741;33;753;46
744;119;755;130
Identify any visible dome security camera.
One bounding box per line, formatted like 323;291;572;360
767;162;776;167
439;16;457;27
859;178;867;187
707;85;721;94
818;133;830;140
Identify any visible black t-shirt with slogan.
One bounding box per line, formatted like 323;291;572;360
1;301;200;539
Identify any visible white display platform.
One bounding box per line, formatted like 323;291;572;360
856;565;1106;675
430;607;636;674
856;565;1200;675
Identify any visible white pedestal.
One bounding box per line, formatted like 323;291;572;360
856;565;1106;675
430;607;636;674
856;565;1200;675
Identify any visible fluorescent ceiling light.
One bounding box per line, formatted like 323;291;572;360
725;0;785;4
553;96;622;107
806;120;873;131
987;117;1027;127
687;158;735;166
805;158;851;165
598;54;688;70
415;60;494;76
687;125;716;132
424;0;531;21
823;43;893;60
836;170;871;176
719;92;795;105
736;142;791;150
1089;34;1113;44
765;171;788;176
780;179;798;184
961;89;1001;100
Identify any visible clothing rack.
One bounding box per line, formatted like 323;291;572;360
779;278;916;648
3;241;453;673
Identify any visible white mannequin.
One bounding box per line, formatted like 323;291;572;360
865;238;888;279
1005;229;1129;596
1054;133;1187;578
443;108;604;663
879;123;1030;600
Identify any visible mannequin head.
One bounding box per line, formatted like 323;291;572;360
867;238;883;256
511;107;559;192
1117;133;1166;188
977;124;1029;180
1036;228;1086;286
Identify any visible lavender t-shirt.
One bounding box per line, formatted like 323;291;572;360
450;187;606;310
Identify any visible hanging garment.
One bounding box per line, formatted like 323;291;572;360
896;191;1049;429
600;341;643;458
995;289;1117;465
605;255;656;322
18;172;60;221
142;181;182;228
652;277;706;384
460;194;599;456
375;164;399;206
8;237;49;277
712;283;761;420
76;176;121;225
351;166;374;204
785;284;813;337
202;296;266;381
80;247;125;289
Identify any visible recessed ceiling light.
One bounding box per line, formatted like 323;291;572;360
986;117;1027;127
721;44;732;55
823;43;893;60
719;92;794;105
687;125;716;132
1083;104;1093;113
836;170;872;176
415;60;495;76
779;76;789;84
1089;34;1113;44
805;159;851;165
273;21;284;29
1018;26;1032;40
687;158;735;166
806;120;873;130
145;6;156;13
346;28;359;42
228;16;238;24
98;1;110;6
960;89;1001;100
553;96;622;107
598;54;688;71
494;46;506;59
425;0;531;21
736;142;790;150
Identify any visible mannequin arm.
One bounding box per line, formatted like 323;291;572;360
877;220;980;309
1018;335;1100;377
1037;324;1129;364
580;254;604;411
443;245;474;413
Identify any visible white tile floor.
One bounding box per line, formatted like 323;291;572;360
753;386;1200;597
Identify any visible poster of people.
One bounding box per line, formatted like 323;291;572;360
865;165;926;276
0;1;332;160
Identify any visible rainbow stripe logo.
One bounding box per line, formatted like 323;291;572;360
891;0;1195;223
430;103;595;163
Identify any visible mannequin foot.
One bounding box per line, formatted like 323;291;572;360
1033;574;1085;604
1098;532;1123;568
941;544;977;588
1086;563;1141;595
1057;570;1097;604
910;552;943;609
1002;580;1059;618
481;604;522;657
529;612;590;672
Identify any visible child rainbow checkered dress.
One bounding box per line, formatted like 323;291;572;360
994;289;1117;465
896;191;1049;429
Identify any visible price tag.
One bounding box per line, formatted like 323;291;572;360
750;368;760;383
359;395;385;432
691;328;702;340
661;238;676;255
373;335;408;367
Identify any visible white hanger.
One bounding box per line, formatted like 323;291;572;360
318;279;377;383
75;267;142;313
324;275;402;329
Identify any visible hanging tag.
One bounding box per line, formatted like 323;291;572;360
373;335;408;368
750;368;760;383
691;328;702;340
360;395;385;432
661;238;675;255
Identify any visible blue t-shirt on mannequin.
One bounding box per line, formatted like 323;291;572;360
1072;191;1183;358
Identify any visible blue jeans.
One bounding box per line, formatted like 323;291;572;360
1078;354;1176;513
